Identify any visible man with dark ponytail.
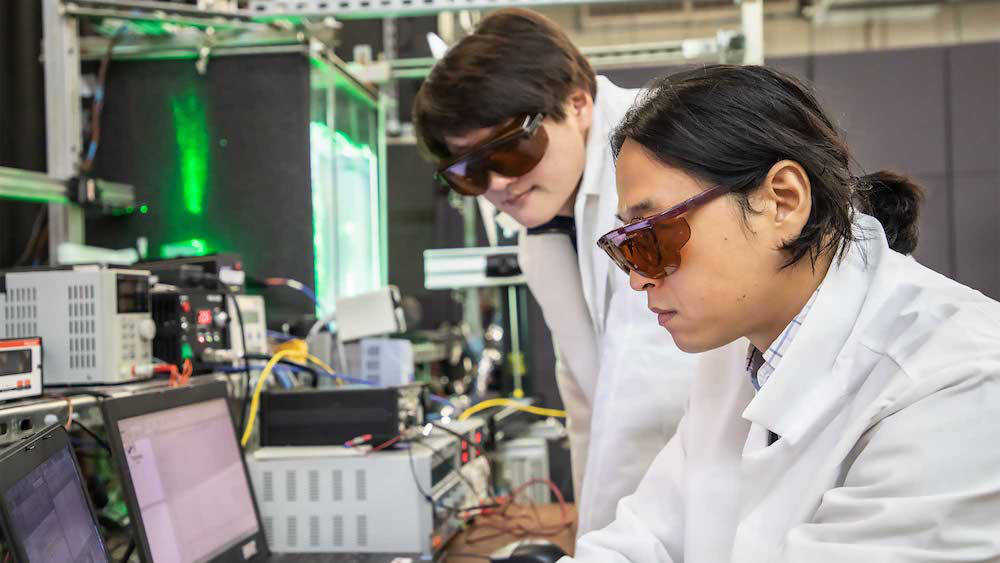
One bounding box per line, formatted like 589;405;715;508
559;65;1000;562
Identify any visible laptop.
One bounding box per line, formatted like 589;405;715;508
100;381;420;563
0;424;110;563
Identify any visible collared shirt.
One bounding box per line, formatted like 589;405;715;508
526;215;577;252
746;288;821;392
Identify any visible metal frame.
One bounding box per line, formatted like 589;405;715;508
0;166;134;208
248;0;640;19
42;0;85;260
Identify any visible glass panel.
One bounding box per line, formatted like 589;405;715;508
309;59;386;317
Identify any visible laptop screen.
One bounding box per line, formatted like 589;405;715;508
1;446;108;562
117;397;260;562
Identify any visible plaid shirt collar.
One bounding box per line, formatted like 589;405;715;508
746;288;821;392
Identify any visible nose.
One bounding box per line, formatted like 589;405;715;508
629;270;660;292
487;171;517;192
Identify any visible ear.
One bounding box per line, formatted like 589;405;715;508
566;88;594;132
759;160;812;245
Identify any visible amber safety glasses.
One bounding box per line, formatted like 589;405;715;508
434;113;548;196
598;185;732;279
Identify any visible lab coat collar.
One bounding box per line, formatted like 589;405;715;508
579;76;630;199
741;214;889;443
574;76;639;332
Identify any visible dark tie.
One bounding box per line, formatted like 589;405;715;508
749;348;780;446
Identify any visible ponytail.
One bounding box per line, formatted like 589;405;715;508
851;171;924;255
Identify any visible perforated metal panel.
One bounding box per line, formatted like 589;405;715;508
286;470;297;502
308;470;319;502
355;469;367;501
333;515;344;547
309;516;320;547
262;471;274;502
356;515;367;547
264;516;275;547
332;470;343;501
0;287;38;339
286;516;297;547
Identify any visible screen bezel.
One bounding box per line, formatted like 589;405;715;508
0;424;111;563
100;381;270;563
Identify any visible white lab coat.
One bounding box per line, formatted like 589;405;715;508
518;76;697;536
566;213;1000;562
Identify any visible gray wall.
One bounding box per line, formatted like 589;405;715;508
606;41;1000;300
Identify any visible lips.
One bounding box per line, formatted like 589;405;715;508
649;307;677;328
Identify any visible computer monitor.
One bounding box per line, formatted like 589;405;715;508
0;424;109;563
101;382;269;562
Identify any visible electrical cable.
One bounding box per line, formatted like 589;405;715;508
427;422;487;461
266;330;295;342
72;420;111;452
239;349;295;447
82;26;127;173
244;352;348;385
458;398;566;421
410;437;486;503
428;394;456;409
14;207;47;267
241;354;321;381
259;277;321;308
204;276;252;431
119;537;135;563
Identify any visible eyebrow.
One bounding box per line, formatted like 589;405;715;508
616;199;657;223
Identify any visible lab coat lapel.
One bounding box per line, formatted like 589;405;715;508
576;77;634;334
741;217;884;444
733;216;885;558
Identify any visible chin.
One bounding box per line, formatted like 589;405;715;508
668;331;720;354
509;209;557;229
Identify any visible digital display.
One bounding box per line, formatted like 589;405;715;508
196;309;213;326
241;311;259;324
0;349;31;377
117;275;150;314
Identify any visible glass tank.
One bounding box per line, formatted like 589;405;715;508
309;56;388;316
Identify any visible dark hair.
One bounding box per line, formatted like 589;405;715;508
611;65;924;263
413;8;596;161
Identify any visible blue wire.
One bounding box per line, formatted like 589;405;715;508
428;394;456;409
216;359;375;386
298;285;319;304
314;371;374;386
266;330;295;341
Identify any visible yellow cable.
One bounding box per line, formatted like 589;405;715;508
306;354;344;385
240;349;295;447
457;398;566;421
274;339;344;385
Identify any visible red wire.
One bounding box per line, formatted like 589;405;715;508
367;435;402;454
462;477;575;545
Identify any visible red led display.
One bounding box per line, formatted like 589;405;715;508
196;309;213;325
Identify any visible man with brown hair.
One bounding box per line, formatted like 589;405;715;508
413;9;695;535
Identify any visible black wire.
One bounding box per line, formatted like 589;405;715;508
119;537;135;563
243;354;322;381
72;420;111;452
14;208;47;267
428;422;495;497
405;438;497;515
428;421;487;459
209;278;252;434
405;439;438;506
